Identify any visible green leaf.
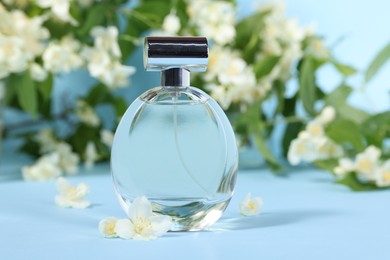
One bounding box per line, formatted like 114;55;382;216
253;131;281;171
336;173;379;191
282;122;304;157
331;59;357;77
77;5;107;37
361;111;390;146
253;56;280;79
120;0;171;61
234;101;262;130
15;73;38;117
36;74;53;101
19;139;41;158
299;58;317;116
85;84;110;106
5;76;17;106
325;119;365;152
325;84;369;124
67;125;100;158
313;158;339;172
365;42;390;83
234;11;267;63
112;97;128;117
282;95;297;117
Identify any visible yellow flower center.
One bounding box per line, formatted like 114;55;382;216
356;159;373;173
247;201;256;211
228;65;239;75
308;124;322;136
107;223;115;235
209;54;217;68
134;217;152;235
66;187;78;200
383;172;390;182
4;43;15;56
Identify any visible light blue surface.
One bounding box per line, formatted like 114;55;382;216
1;149;389;260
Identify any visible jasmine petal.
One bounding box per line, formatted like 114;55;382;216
115;219;134;240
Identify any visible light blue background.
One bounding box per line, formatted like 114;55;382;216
238;0;390;113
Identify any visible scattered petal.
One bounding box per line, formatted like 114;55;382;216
239;193;263;216
54;177;91;208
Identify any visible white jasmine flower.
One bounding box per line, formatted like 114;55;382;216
55;177;91;208
83;47;111;78
287;136;315;165
114;219;134;239
56;142;80;175
375;160;390;187
288;105;343;166
22;153;61;181
318;106;336;124
205;46;262;108
262;38;282;56
99;217;119;238
100;129;114;147
91;26;121;58
43;36;84;74
83;47;136;89
11;12;49;57
30;63;48;82
306;121;324;137
207;84;232;109
0;7;48;78
76;100;100;127
355;145;381;180
256;0;308;83
239;193;264;216
115;196;173;240
36;0;78;25
307;38;330;60
187;0;236;45
316;138;343;159
162;13;181;35
85;141;98;170
0;36;28;77
34;129;58;153
105;63;136;89
334;158;355;177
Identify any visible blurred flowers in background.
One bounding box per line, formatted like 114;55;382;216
1;0;389;191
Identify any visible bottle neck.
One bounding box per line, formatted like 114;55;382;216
161;68;190;87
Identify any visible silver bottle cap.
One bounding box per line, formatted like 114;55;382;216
144;37;208;73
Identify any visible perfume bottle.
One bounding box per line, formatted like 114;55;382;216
111;37;238;231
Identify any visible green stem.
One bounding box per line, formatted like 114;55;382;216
120;9;160;28
119;35;142;45
264;116;306;127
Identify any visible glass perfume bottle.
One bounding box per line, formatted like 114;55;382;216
111;37;238;231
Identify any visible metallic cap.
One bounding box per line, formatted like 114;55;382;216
144;37;208;72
